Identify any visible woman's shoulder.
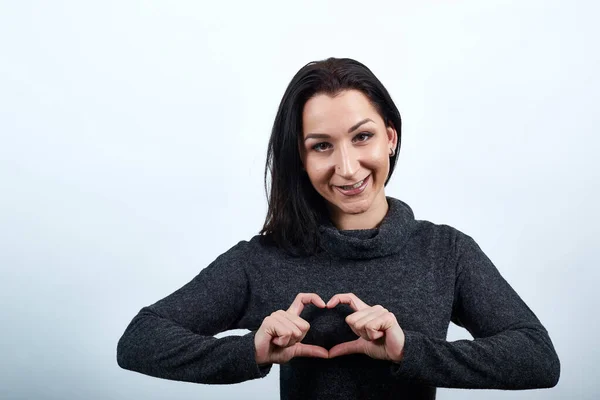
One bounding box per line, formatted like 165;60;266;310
408;215;473;252
198;235;283;278
388;197;467;240
216;233;300;264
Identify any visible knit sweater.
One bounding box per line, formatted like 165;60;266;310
116;197;560;399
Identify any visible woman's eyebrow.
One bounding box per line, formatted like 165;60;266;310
304;118;375;141
304;133;330;141
347;118;374;133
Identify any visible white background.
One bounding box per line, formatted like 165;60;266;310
1;0;598;399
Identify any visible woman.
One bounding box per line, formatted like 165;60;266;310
117;58;560;399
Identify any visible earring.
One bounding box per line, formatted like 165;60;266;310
389;148;395;157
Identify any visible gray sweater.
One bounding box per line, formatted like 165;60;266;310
116;197;560;399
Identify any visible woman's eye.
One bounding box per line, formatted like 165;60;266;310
312;142;331;152
354;132;373;142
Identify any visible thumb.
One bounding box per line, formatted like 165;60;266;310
292;343;329;359
328;338;365;358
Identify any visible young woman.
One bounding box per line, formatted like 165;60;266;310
117;58;560;399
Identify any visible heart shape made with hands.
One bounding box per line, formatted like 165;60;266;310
292;293;406;362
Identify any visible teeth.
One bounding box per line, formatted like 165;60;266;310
341;179;364;190
351;180;364;188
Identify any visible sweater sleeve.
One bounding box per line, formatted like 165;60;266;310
116;240;272;384
392;232;560;389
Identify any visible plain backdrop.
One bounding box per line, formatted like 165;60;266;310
1;0;598;399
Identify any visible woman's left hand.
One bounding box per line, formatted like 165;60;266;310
326;293;405;362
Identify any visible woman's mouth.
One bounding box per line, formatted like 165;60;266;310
334;175;370;196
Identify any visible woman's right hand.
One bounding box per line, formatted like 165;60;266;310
254;293;329;365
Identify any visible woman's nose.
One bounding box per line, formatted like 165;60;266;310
335;145;359;178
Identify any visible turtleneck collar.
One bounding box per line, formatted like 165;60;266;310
317;197;416;260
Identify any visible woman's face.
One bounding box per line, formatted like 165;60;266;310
300;89;397;219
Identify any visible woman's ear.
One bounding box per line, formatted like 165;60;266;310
386;124;398;150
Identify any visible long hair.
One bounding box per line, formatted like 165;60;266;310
260;57;402;255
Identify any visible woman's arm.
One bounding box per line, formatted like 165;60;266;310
392;232;560;389
116;241;271;384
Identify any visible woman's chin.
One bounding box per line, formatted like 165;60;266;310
334;199;371;216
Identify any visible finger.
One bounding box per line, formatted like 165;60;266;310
363;313;398;341
275;309;312;343
352;307;388;340
328;338;365;358
345;304;385;326
269;325;293;347
287;293;326;316
327;293;369;311
292;343;329;359
282;314;310;343
271;313;303;345
264;316;296;347
343;310;376;339
273;310;307;334
280;311;311;333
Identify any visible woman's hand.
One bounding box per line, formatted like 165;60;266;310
327;293;405;362
254;293;329;366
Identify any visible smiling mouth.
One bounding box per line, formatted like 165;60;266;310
335;175;371;190
336;178;367;190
